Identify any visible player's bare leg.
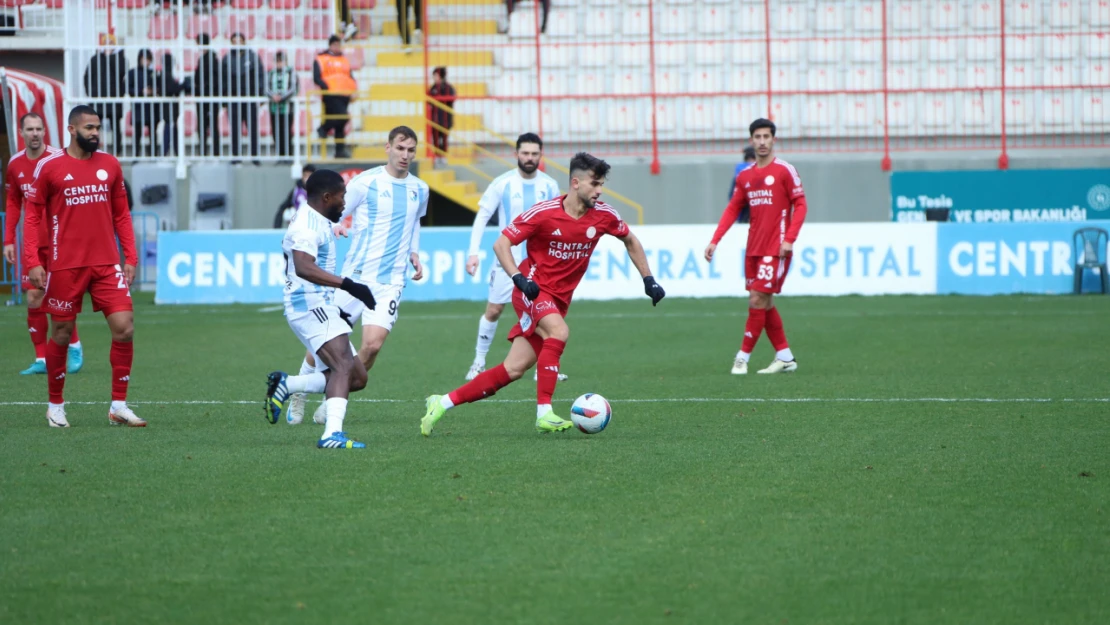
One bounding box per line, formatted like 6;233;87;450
105;310;145;426
533;314;572;432
467;301;504;380
313;335;368;449
422;336;538;437
357;324;390;372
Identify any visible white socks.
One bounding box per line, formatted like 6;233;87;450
735;350;751;363
110;400;127;411
440;395;455;410
474;316;498;365
322;397;348;437
70;341;81;349
298;357;315;376
287;372;326;394
537;403;552;419
776;348;795;362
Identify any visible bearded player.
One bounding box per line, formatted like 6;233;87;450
420;152;666;436
3;113;84;376
704;118;807;375
24;105;143;428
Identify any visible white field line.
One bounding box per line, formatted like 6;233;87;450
1;397;1108;407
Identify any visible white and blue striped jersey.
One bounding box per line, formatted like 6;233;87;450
468;168;561;262
282;207;336;315
340;166;429;286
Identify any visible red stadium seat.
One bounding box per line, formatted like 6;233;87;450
187;14;219;39
45;0;65;8
298;109;308;136
227;14;257;40
231;0;263;7
349;0;375;8
295;48;316;71
219;108;230;137
309;0;329;8
147;14;178;40
183;108;196;137
181;48;200;73
353;14;371;39
345;48;364;71
265;14;295;40
0;0;35;7
299;75;317;95
116;0;146;8
259;109;272;137
268;0;300;8
302;14;334;41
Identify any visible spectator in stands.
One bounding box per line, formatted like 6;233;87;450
193;34;222;157
128;48;159;157
396;0;423;47
506;0;549;33
338;0;358;41
728;146;757;223
427;66;456;157
273;164;316;228
266;51;298;160
222;32;266;161
83;34;127;154
313;35;357;159
157;52;187;157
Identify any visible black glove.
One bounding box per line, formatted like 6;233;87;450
644;276;665;306
512;273;541;300
341;277;377;310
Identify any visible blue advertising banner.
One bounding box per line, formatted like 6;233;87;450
891;169;1110;223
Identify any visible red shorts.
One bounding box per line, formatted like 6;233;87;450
21;247;49;292
507;288;568;342
42;264;133;320
745;254;792;294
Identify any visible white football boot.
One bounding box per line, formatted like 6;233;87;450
757;359;799;374
287;392;306;425
109;404;147;427
533;371;569;382
46;404;70;428
730;358;749;375
465;363;484;381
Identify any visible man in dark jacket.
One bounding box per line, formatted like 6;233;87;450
193;34;222;157
83;34;127;154
222;32;266;159
127;49;158;157
273;164;316;228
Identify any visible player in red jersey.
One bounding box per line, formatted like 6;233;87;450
3;113;84;376
23;105;143;428
704;118;808;375
420;152;666;435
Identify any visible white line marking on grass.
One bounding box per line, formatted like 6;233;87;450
257;305;284;313
1;398;1107;407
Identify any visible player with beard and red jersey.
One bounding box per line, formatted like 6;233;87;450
23;105;142;428
420;152;666;436
705;118;808;376
3;113;84;376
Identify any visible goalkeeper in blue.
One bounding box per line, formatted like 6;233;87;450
264;169;378;449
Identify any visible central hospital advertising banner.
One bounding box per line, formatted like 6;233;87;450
155;223;939;304
891;169;1110;223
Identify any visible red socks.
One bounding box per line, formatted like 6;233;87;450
46;339;67;403
741;308;767;354
536;338;565;405
110;340;133;402
69;323;79;344
764;307;789;351
449;363;512;406
27;309;47;359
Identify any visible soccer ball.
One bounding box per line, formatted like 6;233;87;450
570;393;612;434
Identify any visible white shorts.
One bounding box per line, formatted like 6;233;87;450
488;265;515;305
286;305;350;372
333;279;404;332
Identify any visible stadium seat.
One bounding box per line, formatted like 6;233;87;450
925;64;958;89
930;2;961;30
1007;34;1040;59
770;39;803;64
295;48;315;71
920;95;955;129
583;9;615;37
578;42;612;68
1091;0;1110;27
962;94;995;132
219;108;230;137
695;40;727;66
1044;62;1076;86
45;0;64;8
655;42;688;66
850;38;880;63
567;103;598;134
298;75;316;96
847;64;880;91
688;70;720;93
614;72;643;95
494;71;533;96
147;13;178;41
806;66;838;91
814;3;843;32
606;103;637;133
231;0;264;8
887;64;919;90
345;48;364;71
889;37;919;63
183;108;196;137
259;109;272;137
966;64;998;88
969;1;1000;29
843;95;880;134
622;8;650;36
721;98;762;132
508;7;537;38
1087;33;1110;58
572;71;602;96
967;35;998;61
663;0;694;5
539;71;567;96
298;109;308;136
1042;93;1074;128
541;103;562;136
698;5;730;35
803;96;837;134
487;103;523;134
1005;63;1035;87
591;0;622;5
1045;34;1078;59
181;49;200;73
1080;91;1109;125
303;15;333;41
654;71;683;94
309;0;330;9
768;99;793;132
648;102;676;133
1004;94;1034;129
1084;62;1110;86
927;37;960;63
770;66;799;91
853;1;882;32
1007;0;1041;29
891;1;922;31
774;3;807;33
540;44;572;68
658;7;690;35
810;38;843;64
887;96;916;134
729;66;765;93
227;14;257;40
1049;0;1080;28
269;0;300;8
116;0;147;9
265;14;295;40
684;101;715;132
545;9;576;38
499;45;536;69
731;40;764;64
618;44;649;67
735;3;766;34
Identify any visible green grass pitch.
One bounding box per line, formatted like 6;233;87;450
1;294;1108;624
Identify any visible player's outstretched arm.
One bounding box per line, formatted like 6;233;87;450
619;231;666;306
292;250;376;310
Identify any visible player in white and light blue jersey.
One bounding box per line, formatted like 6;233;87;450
333;125;427;373
463;133;562;381
264;170;379;450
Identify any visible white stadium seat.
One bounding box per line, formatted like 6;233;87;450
730;66;766;92
967;36;998;61
689;70;721;93
578;42;613;68
892;2;922;31
847;64;880;91
539;72;567;96
927;36;960;62
851;38;881;63
930;2;961;30
583;9;615;37
622;7;650;36
1086;33;1110;58
1042;93;1074;128
494;72;534;97
572;71;603;96
769;66;800;91
925;64;958;89
775;3;808;32
962;94;995;131
888;96;916;133
695;40;728;66
698;5;731;35
768;99;794;132
540;44;572;68
607;103;638;133
806;66;839;91
1007;0;1041;29
658;7;690;35
685;100;715;132
1081;91;1109;125
545;10;577;38
664;0;695;5
969;1;1000;30
618;44;650;67
888;64;919;90
1091;0;1110;27
770;39;804;64
810;38;843;64
1083;62;1110;86
1049;0;1080;28
966;64;998;88
1045;34;1078;59
488;102;525;134
654;71;684;94
1005;63;1035;87
1044;62;1077;86
721;98;764;132
499;45;535;70
655;42;689;66
648;102;677;133
1006;34;1040;60
1005;94;1035;129
541;103;561;136
614;71;643;95
854;1;882;32
731;40;764;64
804;96;837;133
889;37;920;63
815;3;844;32
844;95;880;133
921;95;955;129
567;103;598;135
736;3;767;35
509;9;537;38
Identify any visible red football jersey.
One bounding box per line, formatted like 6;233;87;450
4;146;61;247
24;150;137;272
710;157;808;257
503;196;630;305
